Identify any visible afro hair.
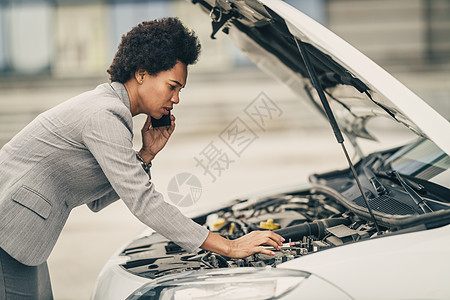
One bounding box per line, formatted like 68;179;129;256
107;17;201;83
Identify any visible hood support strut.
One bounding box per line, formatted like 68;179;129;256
294;37;381;234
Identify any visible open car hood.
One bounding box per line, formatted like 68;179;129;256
192;0;450;156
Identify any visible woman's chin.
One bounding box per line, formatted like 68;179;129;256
148;113;162;119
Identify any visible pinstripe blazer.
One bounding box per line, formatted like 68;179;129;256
0;82;209;266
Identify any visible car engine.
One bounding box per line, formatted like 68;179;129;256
120;189;383;279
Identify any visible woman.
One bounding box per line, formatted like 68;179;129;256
0;18;283;299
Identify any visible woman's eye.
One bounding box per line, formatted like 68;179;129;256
169;85;176;90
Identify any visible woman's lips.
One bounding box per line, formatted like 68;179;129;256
162;107;171;115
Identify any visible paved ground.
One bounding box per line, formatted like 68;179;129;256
0;66;448;299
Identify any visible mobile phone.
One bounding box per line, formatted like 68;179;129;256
151;111;171;127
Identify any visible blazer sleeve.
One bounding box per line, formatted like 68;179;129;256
86;190;119;213
82;108;209;252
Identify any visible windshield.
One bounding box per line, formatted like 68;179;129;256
382;139;450;189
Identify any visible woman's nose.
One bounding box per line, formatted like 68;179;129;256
171;92;180;104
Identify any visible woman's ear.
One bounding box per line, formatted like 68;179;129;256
134;70;145;84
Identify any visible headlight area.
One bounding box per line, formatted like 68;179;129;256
125;267;308;300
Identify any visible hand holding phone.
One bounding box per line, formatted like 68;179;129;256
140;113;175;161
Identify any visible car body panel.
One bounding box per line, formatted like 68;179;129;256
91;263;150;300
91;235;153;300
279;224;450;299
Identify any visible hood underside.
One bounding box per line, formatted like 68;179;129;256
191;0;450;156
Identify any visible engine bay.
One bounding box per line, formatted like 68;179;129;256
120;188;386;279
119;142;450;280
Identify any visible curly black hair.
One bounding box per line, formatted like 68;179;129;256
107;17;201;83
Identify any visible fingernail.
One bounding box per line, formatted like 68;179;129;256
281;237;285;242
278;246;281;250
271;252;276;255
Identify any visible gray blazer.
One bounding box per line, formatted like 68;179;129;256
0;82;208;266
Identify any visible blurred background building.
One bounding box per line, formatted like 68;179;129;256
0;0;449;77
1;0;449;74
0;0;449;147
0;0;449;148
0;1;449;299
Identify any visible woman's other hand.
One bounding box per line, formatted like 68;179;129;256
201;230;285;259
228;230;285;258
138;114;175;162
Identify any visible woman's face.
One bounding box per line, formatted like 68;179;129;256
135;61;187;118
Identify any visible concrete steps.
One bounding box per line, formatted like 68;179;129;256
328;0;450;67
0;70;325;148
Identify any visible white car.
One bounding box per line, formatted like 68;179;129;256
92;0;450;299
